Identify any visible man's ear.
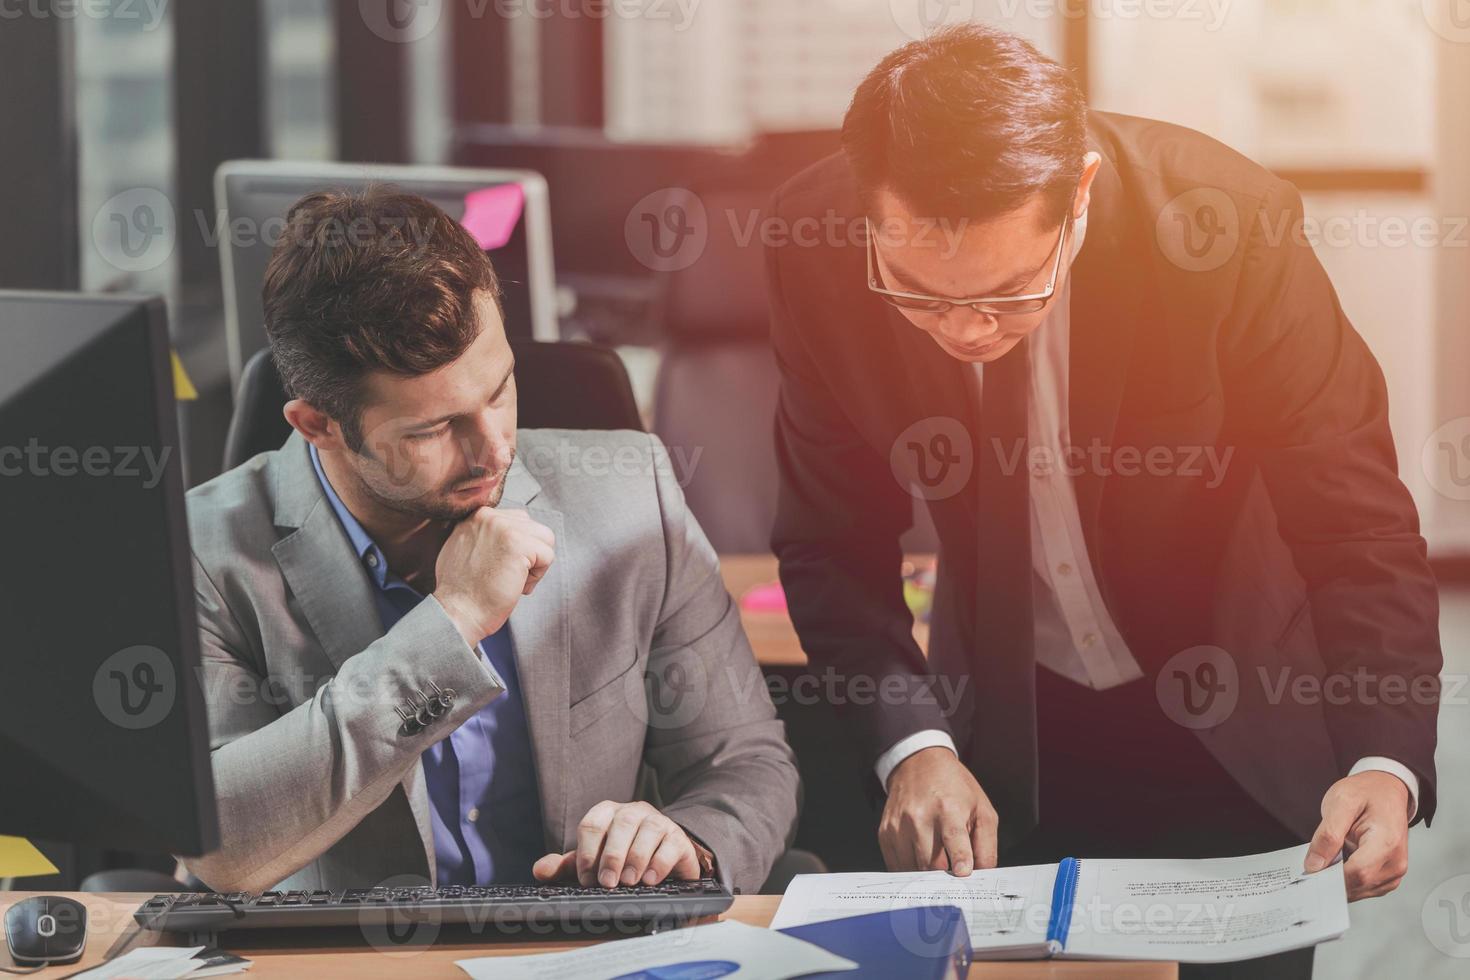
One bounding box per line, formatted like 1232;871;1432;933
283;398;345;451
1073;151;1103;219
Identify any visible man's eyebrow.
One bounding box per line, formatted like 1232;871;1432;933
985;268;1045;295
404;359;516;430
491;359;516;399
405;411;456;431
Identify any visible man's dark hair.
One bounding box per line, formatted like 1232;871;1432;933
842;24;1087;224
262;185;501;451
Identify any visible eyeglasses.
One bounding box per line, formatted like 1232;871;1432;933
866;211;1072;316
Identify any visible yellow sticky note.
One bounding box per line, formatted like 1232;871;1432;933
171;349;198;401
0;836;59;879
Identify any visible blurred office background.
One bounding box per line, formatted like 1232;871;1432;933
2;0;1463;549
3;3;1469;975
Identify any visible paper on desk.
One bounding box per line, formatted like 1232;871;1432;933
455;920;857;980
71;945;206;979
1059;843;1349;964
772;863;1059;955
0;836;59;879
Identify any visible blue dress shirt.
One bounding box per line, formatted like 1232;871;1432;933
310;447;545;884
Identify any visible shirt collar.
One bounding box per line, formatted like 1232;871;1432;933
309;444;391;589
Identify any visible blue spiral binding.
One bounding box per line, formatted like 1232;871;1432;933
1045;857;1082;956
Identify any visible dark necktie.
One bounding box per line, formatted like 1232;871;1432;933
969;336;1039;849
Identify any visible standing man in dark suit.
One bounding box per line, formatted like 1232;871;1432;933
767;25;1439;978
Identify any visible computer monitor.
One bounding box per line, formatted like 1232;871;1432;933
452;125;738;283
215;161;559;391
452;126;839;275
450;125;840;345
0;291;219;857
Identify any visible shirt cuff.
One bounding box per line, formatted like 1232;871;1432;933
672;822;721;888
875;730;958;791
1349;756;1420;821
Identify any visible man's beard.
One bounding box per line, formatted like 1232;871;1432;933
357;447;514;524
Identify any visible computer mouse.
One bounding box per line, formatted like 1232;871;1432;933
4;896;88;966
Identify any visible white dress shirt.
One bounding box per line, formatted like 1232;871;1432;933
873;211;1419;819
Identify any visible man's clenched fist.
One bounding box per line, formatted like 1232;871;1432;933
433;507;554;644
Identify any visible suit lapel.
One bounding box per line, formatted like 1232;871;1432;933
269;434;387;674
498;454;572;853
1067;142;1142;554
267;433;438;878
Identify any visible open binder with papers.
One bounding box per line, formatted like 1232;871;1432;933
772;844;1349;964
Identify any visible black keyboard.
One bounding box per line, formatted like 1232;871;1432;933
134;879;733;937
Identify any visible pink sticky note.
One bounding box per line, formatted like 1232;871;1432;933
460;184;525;250
740;581;788;614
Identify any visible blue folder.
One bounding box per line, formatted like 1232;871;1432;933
777;905;972;979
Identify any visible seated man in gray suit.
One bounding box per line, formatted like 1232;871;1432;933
184;187;799;896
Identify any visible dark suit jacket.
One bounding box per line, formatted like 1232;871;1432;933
766;110;1441;845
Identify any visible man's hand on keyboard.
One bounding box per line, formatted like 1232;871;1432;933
532;800;700;888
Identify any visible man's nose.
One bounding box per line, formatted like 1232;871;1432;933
936;310;1000;346
459;412;512;472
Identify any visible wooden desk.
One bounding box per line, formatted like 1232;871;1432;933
720;554;931;668
0;892;1174;979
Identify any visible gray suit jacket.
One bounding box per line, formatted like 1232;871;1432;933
183;428;798;895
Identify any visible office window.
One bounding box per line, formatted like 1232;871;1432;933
606;0;1061;142
1091;0;1433;169
263;0;337;160
75;4;176;297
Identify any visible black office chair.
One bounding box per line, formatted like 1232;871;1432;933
222;340;644;471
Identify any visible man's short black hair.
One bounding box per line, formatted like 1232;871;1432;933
842;23;1088;224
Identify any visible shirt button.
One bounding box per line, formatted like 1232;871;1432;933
365;553;379;568
1081;632;1098;648
467;807;480;823
1056;562;1073;576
